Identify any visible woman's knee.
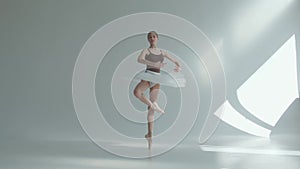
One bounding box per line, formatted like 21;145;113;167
134;88;142;98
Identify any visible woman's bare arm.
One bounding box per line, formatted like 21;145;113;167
162;50;181;72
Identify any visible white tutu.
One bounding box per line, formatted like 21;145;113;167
134;69;186;88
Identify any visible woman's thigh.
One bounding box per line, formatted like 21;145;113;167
134;80;150;93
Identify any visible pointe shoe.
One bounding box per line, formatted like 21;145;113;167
152;102;165;114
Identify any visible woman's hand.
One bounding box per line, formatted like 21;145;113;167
173;61;181;72
174;65;181;72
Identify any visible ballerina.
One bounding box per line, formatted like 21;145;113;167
133;31;184;139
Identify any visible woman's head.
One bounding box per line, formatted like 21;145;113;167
147;31;158;46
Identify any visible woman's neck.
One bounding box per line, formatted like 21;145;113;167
149;45;157;48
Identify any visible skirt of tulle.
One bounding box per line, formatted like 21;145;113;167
134;70;186;88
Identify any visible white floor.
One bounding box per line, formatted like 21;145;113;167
2;135;300;169
2;100;300;169
1;138;299;169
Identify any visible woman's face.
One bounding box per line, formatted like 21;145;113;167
148;33;158;46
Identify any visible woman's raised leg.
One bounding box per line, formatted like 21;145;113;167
133;80;152;107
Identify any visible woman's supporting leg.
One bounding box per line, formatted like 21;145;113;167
145;84;161;138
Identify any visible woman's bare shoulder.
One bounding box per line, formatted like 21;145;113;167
160;49;168;56
141;48;150;55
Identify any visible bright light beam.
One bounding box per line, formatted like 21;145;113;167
237;34;299;126
215;100;271;137
200;145;300;156
231;0;294;52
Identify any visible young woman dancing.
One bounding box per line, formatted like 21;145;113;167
133;31;182;138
